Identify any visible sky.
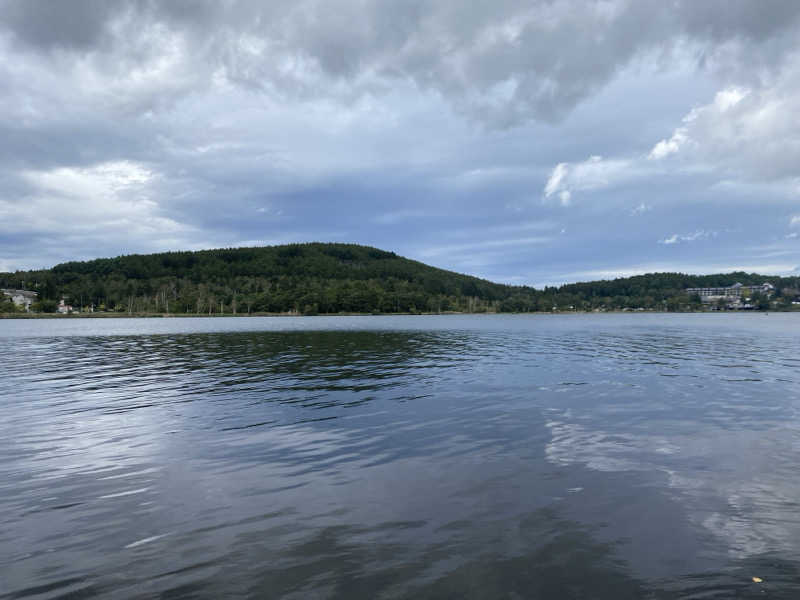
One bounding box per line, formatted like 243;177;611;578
1;0;799;287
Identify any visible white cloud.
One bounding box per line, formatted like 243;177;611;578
630;203;651;215
713;87;750;111
543;162;568;198
791;215;800;226
648;127;689;160
646;64;800;183
543;155;633;204
660;234;679;245
1;161;193;244
648;87;749;161
658;230;716;245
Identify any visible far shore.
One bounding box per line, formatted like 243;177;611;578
3;311;466;319
2;309;794;319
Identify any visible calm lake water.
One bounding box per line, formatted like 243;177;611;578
2;313;800;598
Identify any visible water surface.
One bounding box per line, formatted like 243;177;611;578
2;314;800;598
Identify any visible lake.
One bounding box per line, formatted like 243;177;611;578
2;313;800;598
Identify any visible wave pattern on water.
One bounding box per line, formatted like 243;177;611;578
2;314;800;598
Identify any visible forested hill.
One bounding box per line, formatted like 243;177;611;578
0;243;513;314
1;243;799;314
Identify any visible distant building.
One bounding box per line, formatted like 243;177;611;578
57;298;73;314
1;289;38;312
686;282;774;305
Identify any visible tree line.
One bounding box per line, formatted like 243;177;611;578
1;243;798;314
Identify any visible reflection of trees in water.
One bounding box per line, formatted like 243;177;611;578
90;330;476;378
82;329;479;400
215;331;473;408
41;330;483;428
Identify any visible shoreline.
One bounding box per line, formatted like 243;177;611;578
1;309;793;319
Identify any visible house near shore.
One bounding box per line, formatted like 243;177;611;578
686;282;774;306
57;298;74;314
1;289;38;312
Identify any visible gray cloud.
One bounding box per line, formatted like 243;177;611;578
0;0;120;51
0;1;799;281
4;1;800;126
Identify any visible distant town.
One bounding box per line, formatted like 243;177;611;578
684;282;791;310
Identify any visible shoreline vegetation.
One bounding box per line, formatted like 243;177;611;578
0;308;792;319
2;242;800;316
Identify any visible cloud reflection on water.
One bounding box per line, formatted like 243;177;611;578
2;314;800;598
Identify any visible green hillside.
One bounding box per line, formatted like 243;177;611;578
0;243;513;314
1;243;799;314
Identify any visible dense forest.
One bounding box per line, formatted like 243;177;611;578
1;243;799;314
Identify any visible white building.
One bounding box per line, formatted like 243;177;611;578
57;298;73;314
685;282;774;304
1;289;38;312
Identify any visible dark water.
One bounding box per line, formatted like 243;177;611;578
2;314;800;599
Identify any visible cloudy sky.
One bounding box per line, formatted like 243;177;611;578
1;0;799;286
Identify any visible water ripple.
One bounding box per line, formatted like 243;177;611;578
2;314;800;598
